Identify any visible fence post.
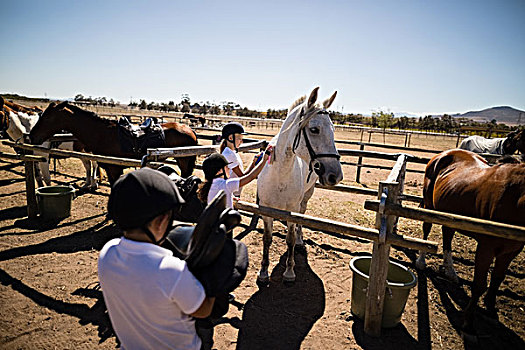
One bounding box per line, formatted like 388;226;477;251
364;181;400;336
364;154;406;337
24;160;38;219
355;144;365;183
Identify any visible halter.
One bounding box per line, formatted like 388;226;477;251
292;108;341;182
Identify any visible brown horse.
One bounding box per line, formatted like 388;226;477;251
29;101;198;184
415;149;525;334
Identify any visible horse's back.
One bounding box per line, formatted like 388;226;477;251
162;122;198;146
426;150;525;227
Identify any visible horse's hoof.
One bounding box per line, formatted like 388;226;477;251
479;307;499;323
461;329;478;344
415;258;426;270
257;272;269;285
439;265;459;283
295;244;306;254
282;271;296;283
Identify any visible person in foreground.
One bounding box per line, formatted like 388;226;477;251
197;144;273;208
98;167;215;350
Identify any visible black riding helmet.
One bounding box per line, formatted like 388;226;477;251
108;168;185;232
221;122;246;140
221;122;246;151
202;153;230;180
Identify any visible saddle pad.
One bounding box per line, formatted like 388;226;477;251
117;118;166;156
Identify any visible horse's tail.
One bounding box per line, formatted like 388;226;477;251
422;152;455;211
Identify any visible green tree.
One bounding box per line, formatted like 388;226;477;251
373;111;394;130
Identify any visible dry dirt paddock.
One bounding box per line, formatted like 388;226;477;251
0;125;524;350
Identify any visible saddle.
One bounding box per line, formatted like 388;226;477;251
157;165;205;222
161;191;248;318
117;117;166;156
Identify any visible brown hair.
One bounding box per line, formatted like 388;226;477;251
219;138;228;153
197;180;212;203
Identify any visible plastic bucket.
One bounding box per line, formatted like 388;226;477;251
36;186;75;221
349;256;417;328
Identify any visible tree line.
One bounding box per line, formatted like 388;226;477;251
73;93;516;134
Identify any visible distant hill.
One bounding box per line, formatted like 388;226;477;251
452;106;525;126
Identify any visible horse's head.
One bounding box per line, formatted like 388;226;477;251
29;101;70;144
290;87;343;186
511;128;525;155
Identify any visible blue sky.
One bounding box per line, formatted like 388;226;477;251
1;0;524;116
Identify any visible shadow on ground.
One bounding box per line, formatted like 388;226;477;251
0;269;114;344
236;249;325;350
0;217;118;261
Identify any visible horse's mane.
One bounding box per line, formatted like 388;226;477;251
60;102;114;127
288;96;306;114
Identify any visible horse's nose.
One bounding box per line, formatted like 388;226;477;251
326;173;338;186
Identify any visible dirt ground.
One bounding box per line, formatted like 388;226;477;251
0;122;524;350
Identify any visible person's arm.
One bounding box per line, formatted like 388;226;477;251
190;296;216;318
232;165;244;177
238;146;273;187
245;152;262;173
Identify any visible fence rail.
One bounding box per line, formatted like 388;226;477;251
364;200;525;242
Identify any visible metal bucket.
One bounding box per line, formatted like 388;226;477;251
349;256;417;328
36;185;75;221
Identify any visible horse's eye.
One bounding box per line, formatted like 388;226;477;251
309;127;320;134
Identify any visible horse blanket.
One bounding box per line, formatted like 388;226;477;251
459;135;506;155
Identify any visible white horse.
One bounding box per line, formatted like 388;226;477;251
6;111;99;189
256;87;344;283
459;132;518;155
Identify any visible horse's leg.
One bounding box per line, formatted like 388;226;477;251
483;248;521;317
92;161;99;188
463;242;493;333
80;158;92;188
440;226;458;283
104;165;124;185
283;222;297;282
257;216;273;284
416;222;432;270
177;156;196;177
295;185;315;247
33;148;51;186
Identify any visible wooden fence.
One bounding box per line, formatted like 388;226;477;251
3;126;521;338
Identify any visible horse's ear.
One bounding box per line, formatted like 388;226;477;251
507;130;518;139
56;101;69;109
307;87;319;109
47;102;57;109
323;91;337;110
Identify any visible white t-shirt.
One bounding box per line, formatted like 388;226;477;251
222;147;244;196
98;237;206;350
207;177;240;208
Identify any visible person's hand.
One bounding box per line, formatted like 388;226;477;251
263;145;273;159
252;151;264;166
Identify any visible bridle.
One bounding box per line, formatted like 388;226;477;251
292;108;340;182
